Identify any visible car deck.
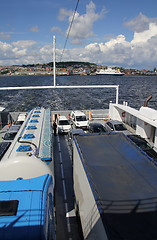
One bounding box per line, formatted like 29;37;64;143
53;134;83;240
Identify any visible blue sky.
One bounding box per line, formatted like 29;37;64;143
0;0;157;69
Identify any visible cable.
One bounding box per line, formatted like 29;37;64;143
60;0;80;62
17;136;38;149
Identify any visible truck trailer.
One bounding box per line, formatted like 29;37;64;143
73;133;157;240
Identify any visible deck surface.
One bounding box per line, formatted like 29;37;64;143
53;134;83;240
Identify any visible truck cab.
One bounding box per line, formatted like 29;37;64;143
57;115;71;134
70;111;89;130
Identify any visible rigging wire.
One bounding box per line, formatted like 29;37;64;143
60;0;80;62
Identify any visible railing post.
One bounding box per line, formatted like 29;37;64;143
116;85;119;104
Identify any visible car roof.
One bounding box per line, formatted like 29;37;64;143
107;120;123;124
128;135;147;143
128;135;157;158
71;129;84;135
18;113;27;116
71;111;85;116
7;125;21;132
58;116;68;120
17;112;27;120
89;122;104;126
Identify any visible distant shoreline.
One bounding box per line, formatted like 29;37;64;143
1;73;157;77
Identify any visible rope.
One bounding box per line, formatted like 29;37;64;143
60;0;80;62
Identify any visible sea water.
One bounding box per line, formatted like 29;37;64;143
0;74;156;111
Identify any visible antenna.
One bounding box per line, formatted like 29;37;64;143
53;36;56;87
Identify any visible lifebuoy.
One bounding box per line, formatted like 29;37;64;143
122;112;125;117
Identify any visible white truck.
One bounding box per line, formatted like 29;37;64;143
70;111;89;130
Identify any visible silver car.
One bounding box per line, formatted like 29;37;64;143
105;120;130;135
2;125;21;142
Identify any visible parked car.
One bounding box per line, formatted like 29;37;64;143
105;120;130;135
16;112;28;125
70;111;89;130
127;134;157;161
57;116;71;134
88;123;107;134
2;125;21;142
0;142;11;160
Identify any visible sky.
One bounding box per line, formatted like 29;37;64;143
0;0;157;69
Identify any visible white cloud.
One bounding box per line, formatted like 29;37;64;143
50;26;64;35
40;44;52;59
0;32;11;40
70;38;86;45
105;35;127;48
12;40;37;49
29;26;40;33
0;41;19;65
13;48;27;57
125;13;157;33
0;41;13;55
58;8;73;21
59;1;107;45
1;13;157;68
0;41;41;66
131;23;157;44
69;1;106;41
82;35;131;65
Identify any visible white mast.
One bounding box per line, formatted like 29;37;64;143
53;36;56;87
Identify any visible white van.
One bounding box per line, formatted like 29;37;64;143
57;116;71;134
70;111;89;130
16;112;28;125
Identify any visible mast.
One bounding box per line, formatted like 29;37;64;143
53;36;56;87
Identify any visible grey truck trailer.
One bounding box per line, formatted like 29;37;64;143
73;133;157;240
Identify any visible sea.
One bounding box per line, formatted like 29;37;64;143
0;74;157;112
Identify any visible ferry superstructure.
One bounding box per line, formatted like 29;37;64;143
96;67;124;76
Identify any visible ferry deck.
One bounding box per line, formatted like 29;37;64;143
0;103;157;239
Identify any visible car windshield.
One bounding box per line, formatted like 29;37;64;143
16;121;24;125
4;132;17;140
76;116;86;121
136;142;152;151
115;124;127;131
93;126;106;133
59;120;70;125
